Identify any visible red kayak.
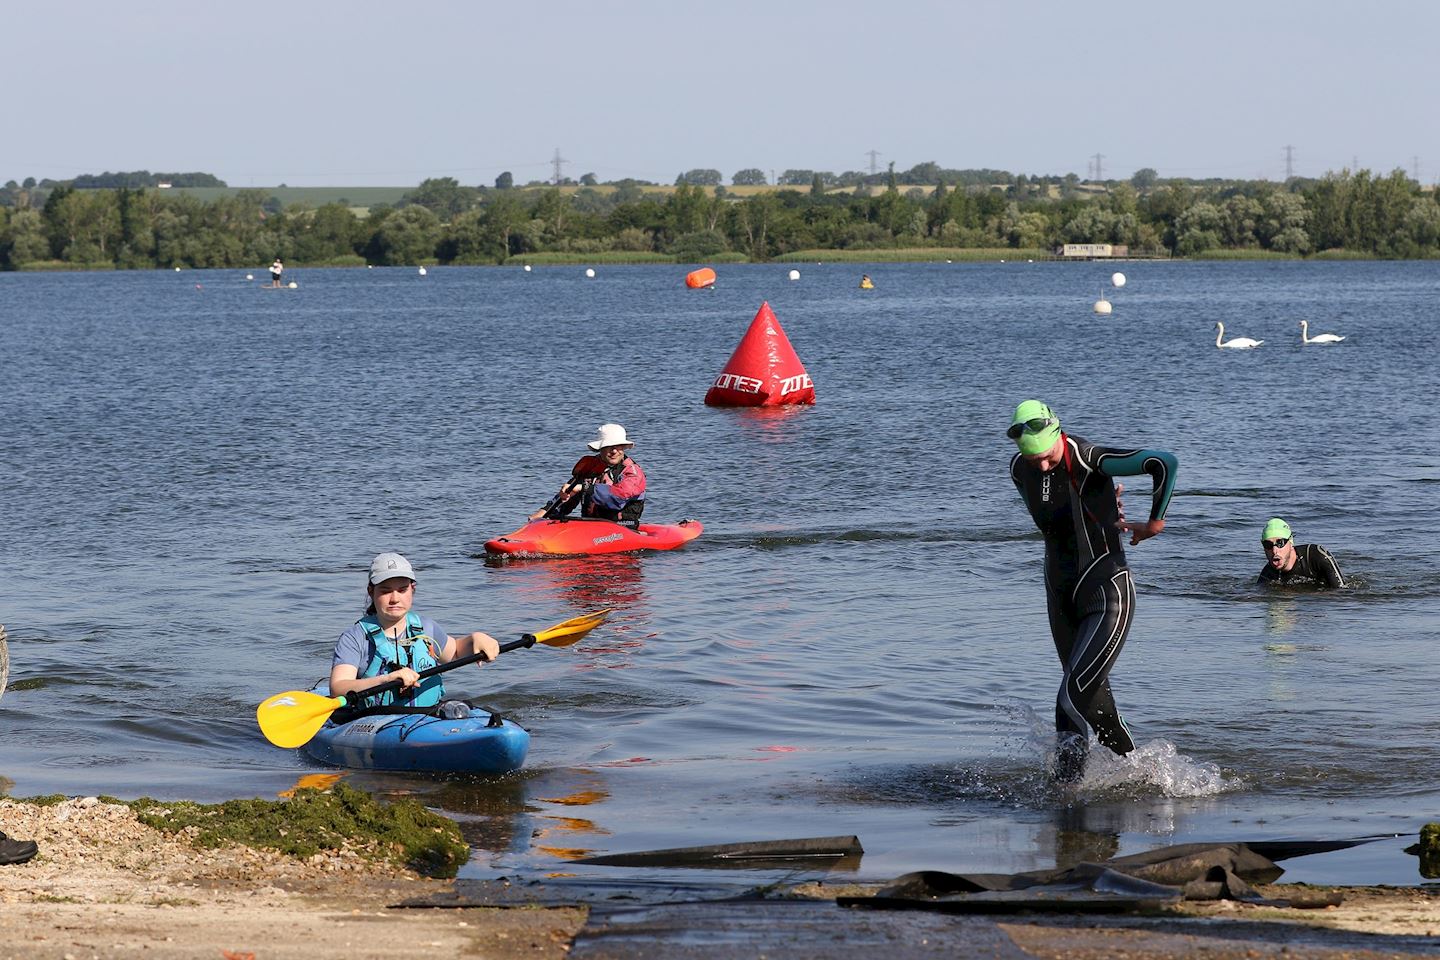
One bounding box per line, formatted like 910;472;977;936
484;518;703;557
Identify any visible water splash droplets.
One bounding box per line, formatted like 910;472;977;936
1079;739;1241;798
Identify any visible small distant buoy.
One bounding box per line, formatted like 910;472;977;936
585;268;595;278
245;274;254;281
1112;272;1127;288
367;265;373;269
195;284;202;290
1028;259;1034;263
288;281;297;289
1000;259;1006;263
523;264;532;272
418;266;427;276
1093;298;1113;315
686;267;717;289
787;269;800;281
174;266;181;272
946;259;953;264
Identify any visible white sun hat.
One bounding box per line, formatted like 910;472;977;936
587;423;634;450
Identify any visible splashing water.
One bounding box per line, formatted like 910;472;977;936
1078;739;1242;799
1002;700;1242;800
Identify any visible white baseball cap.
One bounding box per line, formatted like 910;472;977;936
369;552;416;585
587;423;634;450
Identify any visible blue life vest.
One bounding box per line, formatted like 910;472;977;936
359;612;444;707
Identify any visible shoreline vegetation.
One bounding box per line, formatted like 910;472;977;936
4;164;1440;273
7;246;1413;271
3;792;1438;960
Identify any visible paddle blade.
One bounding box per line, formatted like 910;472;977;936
528;608;612;648
257;689;346;749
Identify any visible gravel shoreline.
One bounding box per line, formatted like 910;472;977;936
0;797;585;959
3;797;1437;959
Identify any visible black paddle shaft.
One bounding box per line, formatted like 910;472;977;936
344;634;538;708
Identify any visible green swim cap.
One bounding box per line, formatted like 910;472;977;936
1008;400;1062;455
1262;518;1292;542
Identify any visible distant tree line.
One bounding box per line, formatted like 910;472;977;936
71;171;226;189
2;167;1438;269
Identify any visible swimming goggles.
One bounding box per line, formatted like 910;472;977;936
1006;417;1058;439
1262;537;1290;549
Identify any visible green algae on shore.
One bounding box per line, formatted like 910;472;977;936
1405;822;1440;879
119;783;469;878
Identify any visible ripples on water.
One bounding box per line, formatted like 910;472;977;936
2;261;1437;884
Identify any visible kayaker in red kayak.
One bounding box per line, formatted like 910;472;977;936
529;423;647;526
329;553;500;712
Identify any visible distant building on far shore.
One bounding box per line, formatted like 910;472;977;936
1058;243;1127;258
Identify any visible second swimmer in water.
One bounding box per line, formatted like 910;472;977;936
1008;400;1178;784
1258;517;1345;588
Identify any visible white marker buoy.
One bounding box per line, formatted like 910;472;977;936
585;268;596;278
174;266;181;272
245;274;253;281
418;266;427;276
1112;272;1127;288
1093;298;1112;315
788;269;800;281
523;264;532;272
288;281;298;289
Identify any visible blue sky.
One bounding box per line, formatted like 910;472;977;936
7;0;1437;188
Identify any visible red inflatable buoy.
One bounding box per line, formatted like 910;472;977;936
685;267;716;289
704;301;815;407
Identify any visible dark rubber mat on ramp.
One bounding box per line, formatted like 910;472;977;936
571;900;1031;959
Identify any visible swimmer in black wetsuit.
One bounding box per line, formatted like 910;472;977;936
1258;518;1344;588
1007;400;1178;783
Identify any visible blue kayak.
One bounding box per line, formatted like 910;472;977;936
302;702;530;775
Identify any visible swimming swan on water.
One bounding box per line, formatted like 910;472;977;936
1215;321;1263;350
1300;320;1346;344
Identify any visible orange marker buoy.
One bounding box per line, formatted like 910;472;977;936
704;301;815;407
685;267;716;289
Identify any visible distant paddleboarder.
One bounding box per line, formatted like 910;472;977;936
1007;401;1178;783
268;257;284;288
1257;518;1344;588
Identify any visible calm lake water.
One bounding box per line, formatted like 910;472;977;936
2;260;1437;886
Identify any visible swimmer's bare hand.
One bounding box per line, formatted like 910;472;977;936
1117;517;1164;545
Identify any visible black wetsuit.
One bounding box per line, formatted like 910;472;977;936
1258;544;1344;588
1010;434;1178;773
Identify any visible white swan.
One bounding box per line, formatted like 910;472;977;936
1215;321;1263;350
1300;320;1345;344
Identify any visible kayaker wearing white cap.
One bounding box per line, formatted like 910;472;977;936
329;553;500;710
529;423;647;526
1007;400;1178;784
